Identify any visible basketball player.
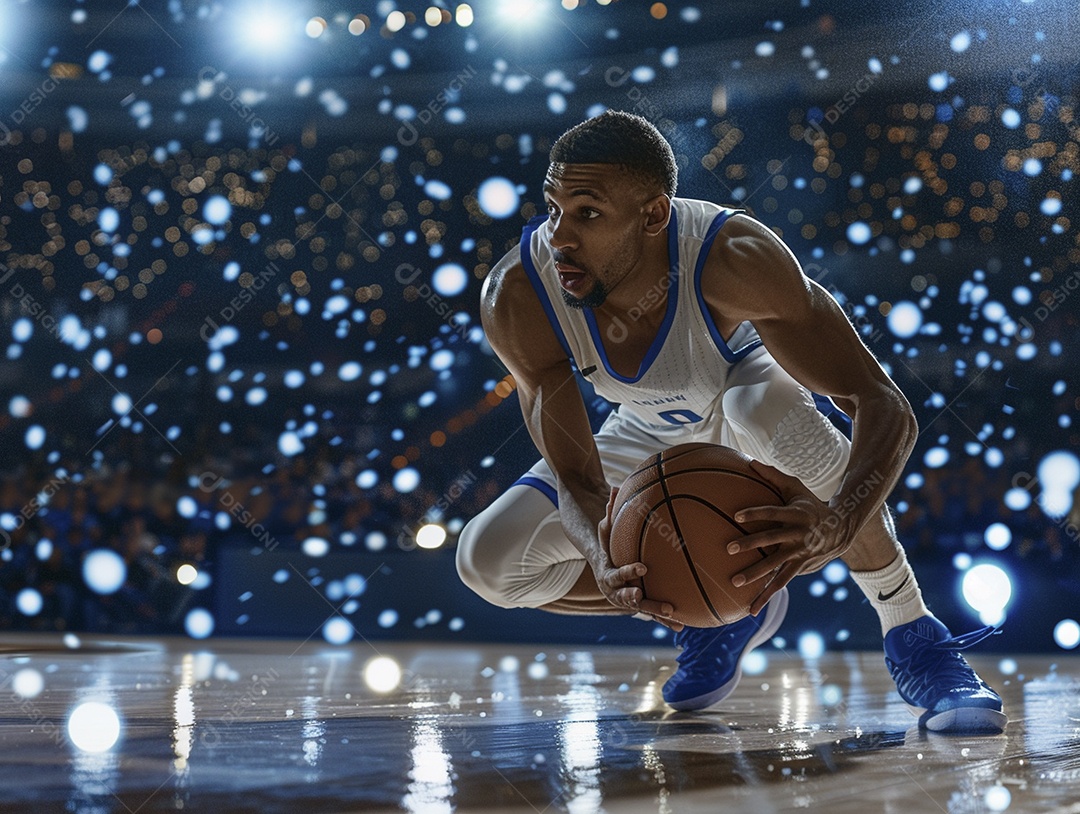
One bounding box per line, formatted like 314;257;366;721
458;111;1005;733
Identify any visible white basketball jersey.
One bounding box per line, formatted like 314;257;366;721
520;197;764;430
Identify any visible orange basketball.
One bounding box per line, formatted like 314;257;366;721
608;443;789;628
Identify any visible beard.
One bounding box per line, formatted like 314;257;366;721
561;278;610;309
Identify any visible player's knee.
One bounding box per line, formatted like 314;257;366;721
455;514;519;609
454;515;489;594
766;403;849;498
725;379;849;499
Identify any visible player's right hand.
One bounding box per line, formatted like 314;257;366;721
595;487;682;630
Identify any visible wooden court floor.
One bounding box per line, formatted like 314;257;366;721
0;634;1077;813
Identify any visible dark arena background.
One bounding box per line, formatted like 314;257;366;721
0;2;1079;812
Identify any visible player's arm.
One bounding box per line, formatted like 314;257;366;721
704;215;918;556
480;251;672;617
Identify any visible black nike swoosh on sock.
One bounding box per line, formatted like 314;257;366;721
877;575;910;602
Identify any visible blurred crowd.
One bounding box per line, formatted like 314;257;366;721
0;435;507;633
894;459;1080;564
2;425;1076;634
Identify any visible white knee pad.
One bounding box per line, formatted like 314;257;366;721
766;394;849;500
722;377;850;501
456;485;586;609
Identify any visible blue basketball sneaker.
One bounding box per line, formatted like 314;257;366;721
884;615;1007;733
662;587;789;711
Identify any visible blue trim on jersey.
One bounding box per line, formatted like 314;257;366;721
581;205;681;384
519;214;574;361
693;209;764;364
512;475;559;507
812;392;854;440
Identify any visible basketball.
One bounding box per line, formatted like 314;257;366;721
608;443;794;628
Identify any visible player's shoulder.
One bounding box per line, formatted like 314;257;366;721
669;199;782;260
480;246;560;362
710;210;784;253
702;212;807;320
481;246;552;347
703;211;799;275
481;246;529;318
483;212;550;302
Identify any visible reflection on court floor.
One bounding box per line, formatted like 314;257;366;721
0;636;1076;813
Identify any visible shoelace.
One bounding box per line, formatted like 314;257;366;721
931;625;999;650
892;625;1000;699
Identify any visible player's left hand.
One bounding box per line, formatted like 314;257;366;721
726;459;854;616
596;488;685;632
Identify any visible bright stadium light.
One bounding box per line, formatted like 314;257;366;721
250;17;287;47
237;5;291;51
498;0;544;24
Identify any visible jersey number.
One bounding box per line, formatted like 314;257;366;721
657;408;704;425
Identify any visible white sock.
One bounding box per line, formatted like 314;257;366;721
850;548;929;636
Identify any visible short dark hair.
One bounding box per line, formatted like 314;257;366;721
549;110;677;198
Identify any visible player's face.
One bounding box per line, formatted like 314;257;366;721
542;163;654;309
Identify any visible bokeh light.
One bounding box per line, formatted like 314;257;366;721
363;656;403;692
83;549;127;595
984;786;1011;812
415;523;447;549
323;617;354;645
432;263;469;296
983;523;1011;551
185;608;215;639
393;468;421;493
68;702;122;753
477;177;520;218
12;669;44;699
1053;619;1080;650
302;537;330;557
16;588;43;616
962;564;1012;624
798;631;825;660
742;651;767;675
887;301;922;338
498;0;543;24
